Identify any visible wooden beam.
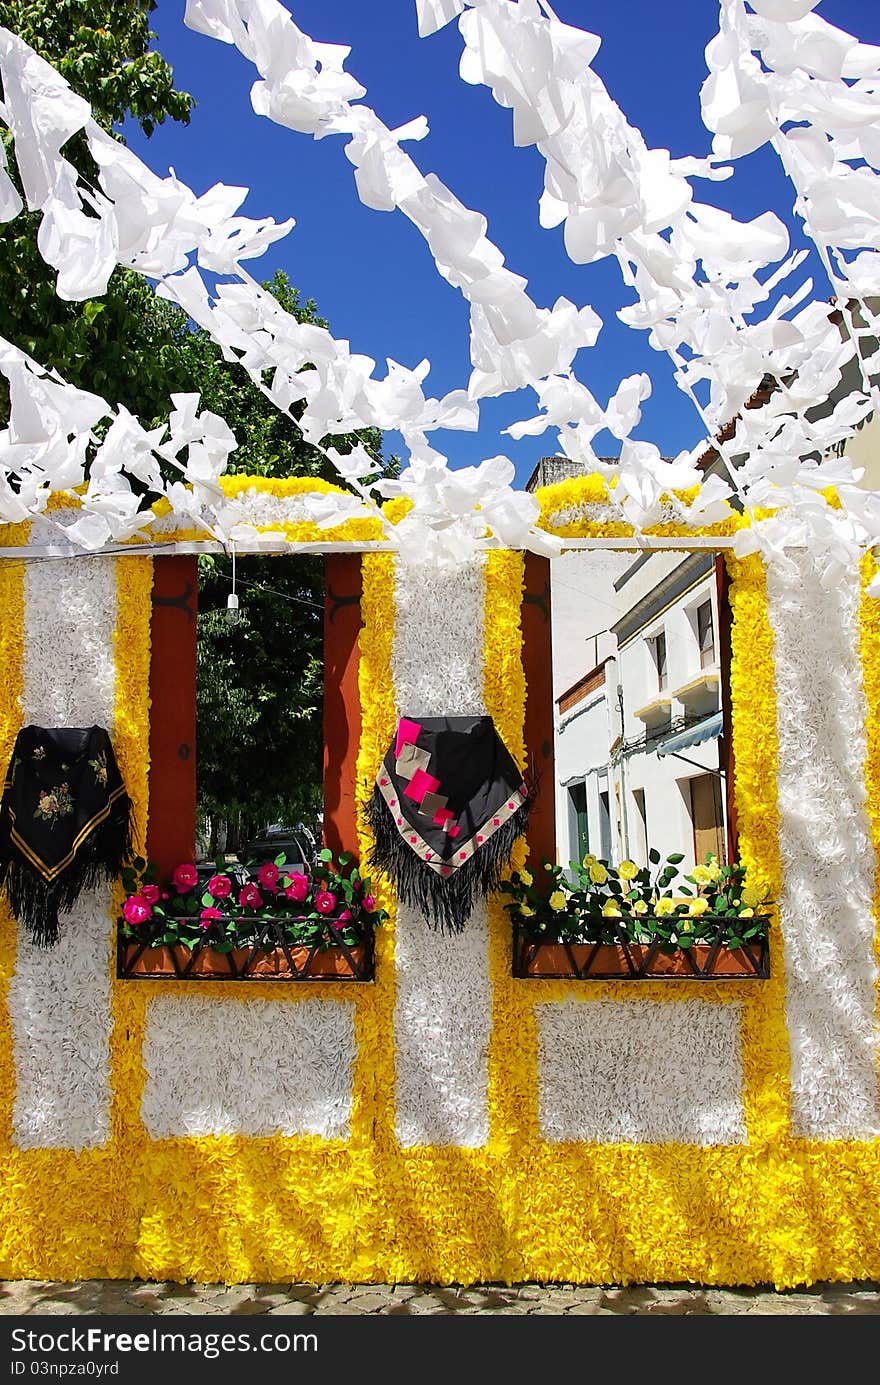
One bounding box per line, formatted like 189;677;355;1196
522;553;557;872
716;553;739;863
147;555;198;876
322;554;363;858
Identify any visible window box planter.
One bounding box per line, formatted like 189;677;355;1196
513;918;769;980
117;919;375;982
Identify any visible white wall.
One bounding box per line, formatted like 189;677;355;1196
552;549;725;870
846;412;880;492
550;550;630;699
555;670;619;868
615;565;723;870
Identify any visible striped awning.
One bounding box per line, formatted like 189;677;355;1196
656;711;723;758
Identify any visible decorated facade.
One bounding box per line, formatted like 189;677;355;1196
1;0;880;1289
0;477;876;1287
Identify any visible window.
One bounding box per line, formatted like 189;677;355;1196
689;772;725;866
652;631;668;691
568;781;589;863
697;600;715;669
598;787;612;861
631;787;648;866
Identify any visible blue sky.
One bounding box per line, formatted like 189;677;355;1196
128;0;879;485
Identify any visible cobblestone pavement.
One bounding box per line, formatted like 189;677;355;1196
2;1280;880;1315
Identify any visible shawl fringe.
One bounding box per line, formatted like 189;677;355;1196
0;802;132;948
366;784;531;934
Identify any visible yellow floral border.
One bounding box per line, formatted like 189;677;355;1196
0;528;25;1160
3;503;880;1284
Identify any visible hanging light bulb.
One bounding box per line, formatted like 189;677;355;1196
226;543;244;624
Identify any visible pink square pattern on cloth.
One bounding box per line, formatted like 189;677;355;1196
404;767;441;803
395;718;423;761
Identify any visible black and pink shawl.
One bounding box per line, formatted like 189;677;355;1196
366;715;531;933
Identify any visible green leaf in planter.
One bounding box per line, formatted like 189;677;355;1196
274;853;287;867
728;938;742;949
649;847;661;865
666;852;685;864
201;892;213;907
213;940;234;953
185;896;199;915
160;932;177;946
319;848;333;863
678;886;694;896
678;935;693;948
338;852;352;867
215;854;226;871
132;857;147;872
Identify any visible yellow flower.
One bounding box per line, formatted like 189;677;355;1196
602;901;622;918
655;897;674;916
706;855;722;880
631;899;648;915
549;890;567;912
582;853;597;868
681;919;693;932
739;907;754;918
617;860;639;881
589;863;608;885
688;897;709;916
742;884;763;907
519;904;535;918
519;869;533;887
692;864;712;885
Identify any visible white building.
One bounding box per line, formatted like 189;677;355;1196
552;549;728;874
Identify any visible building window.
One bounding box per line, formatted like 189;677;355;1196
568;782;589;863
697;600;715;669
689;772;725;866
598;786;612;861
631;787;648;867
652;631;668;691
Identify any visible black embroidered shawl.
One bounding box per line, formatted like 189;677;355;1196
366;715;532;934
0;725;133;946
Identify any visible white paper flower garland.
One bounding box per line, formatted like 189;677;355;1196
536;998;748;1146
391;556;493;1147
141;994;356;1140
6;519;117;1150
765;545;880;1140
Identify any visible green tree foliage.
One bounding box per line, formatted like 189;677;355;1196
0;1;194;412
196;554;325;856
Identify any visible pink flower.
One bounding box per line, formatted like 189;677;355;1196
285;873;309;902
199;906;223;928
172;863;198;892
257;862;280;893
123;895;152;926
315;890;336;915
207;874;232;899
363;895;375;913
238;883;263;909
337;909;352;923
140;884;160;905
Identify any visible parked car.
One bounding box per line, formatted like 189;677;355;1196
242;822;317;875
